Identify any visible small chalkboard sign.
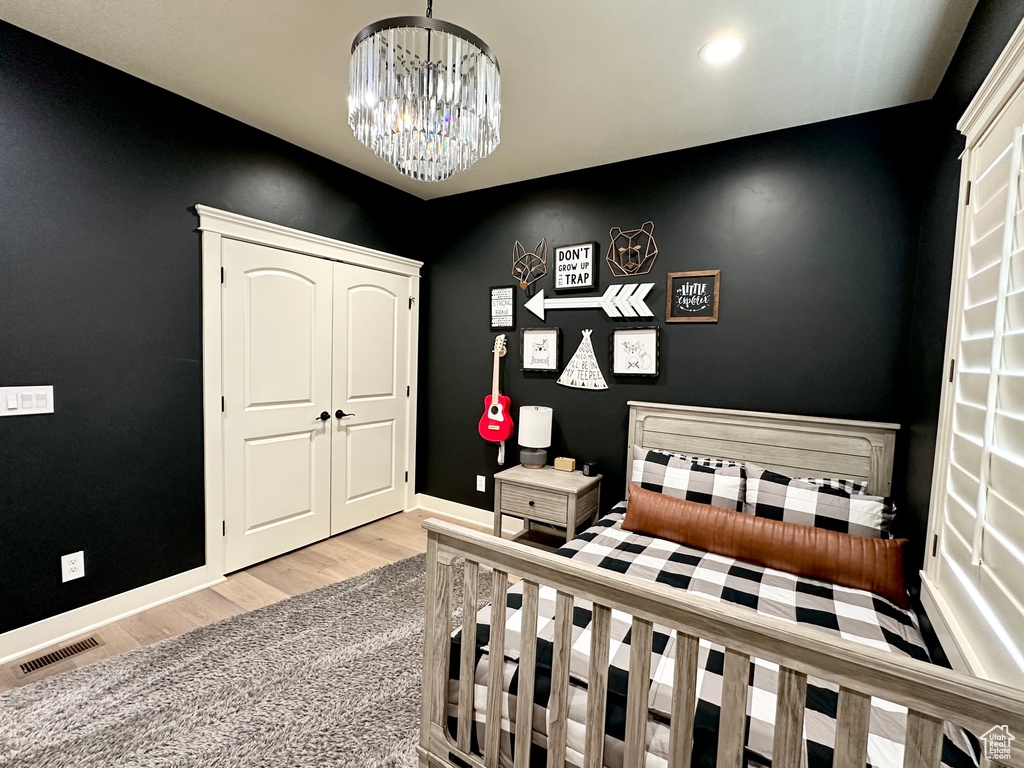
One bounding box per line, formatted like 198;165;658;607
666;270;720;323
490;285;516;330
553;242;599;291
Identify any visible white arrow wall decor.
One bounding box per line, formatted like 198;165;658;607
524;283;654;321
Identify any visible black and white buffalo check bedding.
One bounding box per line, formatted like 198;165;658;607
447;508;978;768
744;466;896;539
798;476;869;494
631;447;746;513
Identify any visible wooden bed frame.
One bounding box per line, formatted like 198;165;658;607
420;402;1024;768
624;401;898;497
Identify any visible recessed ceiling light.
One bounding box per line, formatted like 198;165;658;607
699;36;746;64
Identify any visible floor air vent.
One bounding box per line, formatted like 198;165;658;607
17;636;102;676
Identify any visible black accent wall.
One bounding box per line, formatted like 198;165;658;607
419;106;930;535
0;22;421;634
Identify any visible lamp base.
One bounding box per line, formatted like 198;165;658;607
520;448;547;468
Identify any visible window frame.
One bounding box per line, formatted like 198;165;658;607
924;16;1024;681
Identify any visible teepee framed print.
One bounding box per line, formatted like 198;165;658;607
666;270;720;323
557;330;608;390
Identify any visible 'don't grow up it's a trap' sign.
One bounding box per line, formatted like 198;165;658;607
554;242;599;291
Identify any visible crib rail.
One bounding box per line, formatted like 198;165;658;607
419;519;1024;768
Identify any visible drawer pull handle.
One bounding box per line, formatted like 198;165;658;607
528;500;535;507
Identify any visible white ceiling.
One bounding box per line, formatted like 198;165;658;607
0;0;979;200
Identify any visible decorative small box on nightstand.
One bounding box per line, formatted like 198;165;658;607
492;465;602;550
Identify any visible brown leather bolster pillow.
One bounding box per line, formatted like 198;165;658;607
624;484;910;608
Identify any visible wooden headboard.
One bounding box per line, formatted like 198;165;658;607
626;401;900;497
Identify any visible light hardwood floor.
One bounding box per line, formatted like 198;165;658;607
1;508;460;691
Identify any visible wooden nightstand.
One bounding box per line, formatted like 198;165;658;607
493;465;602;550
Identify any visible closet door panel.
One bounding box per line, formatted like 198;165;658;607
348;287;398;398
346;420;396;500
332;262;411;534
222;240;334;572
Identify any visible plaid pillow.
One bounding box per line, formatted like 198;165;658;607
645;448;743;468
745;466;895;539
800;476;869;494
631;446;745;512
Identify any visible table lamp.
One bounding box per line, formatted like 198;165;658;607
518;406;552;468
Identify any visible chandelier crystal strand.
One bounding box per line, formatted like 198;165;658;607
349;11;500;182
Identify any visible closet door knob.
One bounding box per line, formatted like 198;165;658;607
318;411;331;421
336;409;355;418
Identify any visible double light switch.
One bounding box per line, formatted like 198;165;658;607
0;386;54;416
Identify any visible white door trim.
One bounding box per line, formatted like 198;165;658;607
197;205;422;580
196;205;422;277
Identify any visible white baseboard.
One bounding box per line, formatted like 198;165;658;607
0;499;504;666
0;566;225;666
412;493;523;536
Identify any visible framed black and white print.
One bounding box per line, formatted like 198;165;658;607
490;285;516;330
553;242;599;291
666;270;720;323
609;326;659;377
521;327;560;372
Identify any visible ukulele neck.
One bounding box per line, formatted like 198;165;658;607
491;348;500;404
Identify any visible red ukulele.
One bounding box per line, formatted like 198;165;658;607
478;334;514;443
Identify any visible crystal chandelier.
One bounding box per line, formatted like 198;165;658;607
348;1;501;182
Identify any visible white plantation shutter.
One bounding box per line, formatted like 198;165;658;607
928;82;1024;684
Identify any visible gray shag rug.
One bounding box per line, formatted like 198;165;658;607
0;553;481;768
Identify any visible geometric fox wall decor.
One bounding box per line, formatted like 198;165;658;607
512;239;548;290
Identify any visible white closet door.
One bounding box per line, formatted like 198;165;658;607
222;240;334;572
331;262;411;534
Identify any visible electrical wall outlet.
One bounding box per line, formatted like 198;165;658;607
61;551;85;583
476;475;486;492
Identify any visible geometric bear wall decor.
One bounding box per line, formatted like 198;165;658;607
511;238;548;290
606;221;658;277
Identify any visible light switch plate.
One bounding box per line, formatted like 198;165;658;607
0;386;54;417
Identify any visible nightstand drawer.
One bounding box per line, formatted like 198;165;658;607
499;484;568;524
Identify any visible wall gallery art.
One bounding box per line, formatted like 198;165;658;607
553;241;599;291
490;285;516;330
606;221;658;277
666;269;720;322
610;326;659;377
557;329;608;390
521;327;560;372
511;239;548;289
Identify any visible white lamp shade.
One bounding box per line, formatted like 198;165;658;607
518;406;552;448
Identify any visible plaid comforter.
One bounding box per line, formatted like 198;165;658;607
448;507;978;768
